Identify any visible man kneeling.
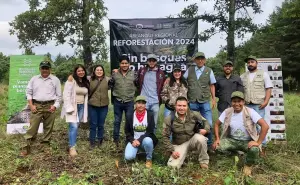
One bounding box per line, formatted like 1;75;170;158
213;91;269;176
163;96;210;169
124;96;158;168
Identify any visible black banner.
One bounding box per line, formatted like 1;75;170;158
109;18;198;73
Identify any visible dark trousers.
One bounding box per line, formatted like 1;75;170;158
89;105;108;142
113;99;134;141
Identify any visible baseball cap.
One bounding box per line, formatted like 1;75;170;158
173;63;181;71
244;55;257;63
147;54;157;61
40;61;51;68
231;91;244;100
135;96;147;103
192;52;205;60
223;60;233;66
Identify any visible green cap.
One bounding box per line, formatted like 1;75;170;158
135;95;147;103
244;55;257;63
192;52;205;60
40;61;51;68
173;63;181;71
231;91;244;100
223;60;233;66
147;54;157;61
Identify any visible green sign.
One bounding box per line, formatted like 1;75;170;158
8;55;44;119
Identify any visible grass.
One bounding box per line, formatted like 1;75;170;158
0;84;300;184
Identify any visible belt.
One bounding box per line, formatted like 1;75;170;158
33;100;55;104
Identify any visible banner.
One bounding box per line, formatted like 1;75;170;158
109;18;198;72
7;55;44;134
249;58;286;141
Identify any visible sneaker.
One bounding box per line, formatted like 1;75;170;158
19;146;30;157
69;147;77;157
243;165;252;176
145;160;152;168
200;163;209;169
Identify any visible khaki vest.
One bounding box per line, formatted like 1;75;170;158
221;107;260;146
88;77;109;107
187;66;211;103
241;70;265;104
112;70;136;102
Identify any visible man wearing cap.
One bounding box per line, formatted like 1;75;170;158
213;91;269;176
216;60;244;115
183;52;216;149
137;54;165;131
20;61;62;156
240;56;272;156
163;96;210;169
124;96;158;168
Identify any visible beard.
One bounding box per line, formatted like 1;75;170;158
247;66;257;71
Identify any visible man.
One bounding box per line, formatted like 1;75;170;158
240;56;272;156
20;61;62;156
110;55;138;146
213;91;269;176
183;52;216;149
137;54;165;131
216;60;244;115
163;96;210;169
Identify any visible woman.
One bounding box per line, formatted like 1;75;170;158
88;65;110;148
161;63;188;118
61;64;89;157
124;96;158;168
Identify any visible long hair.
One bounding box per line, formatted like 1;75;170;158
72;64;90;89
91;64;105;80
169;70;187;88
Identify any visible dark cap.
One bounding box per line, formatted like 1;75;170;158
231;91;244;100
173;63;181;72
40;61;51;68
135;95;147;103
192;52;205;60
244;55;257;63
223;60;233;66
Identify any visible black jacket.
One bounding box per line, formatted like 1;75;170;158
125;110;158;147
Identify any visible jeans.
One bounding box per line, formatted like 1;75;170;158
124;137;154;160
89;105;108;142
113;99;134;141
68;104;84;147
189;101;213;146
146;102;160;132
246;104;267;146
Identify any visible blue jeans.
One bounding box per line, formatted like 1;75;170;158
113;99;134;141
146;102;160;132
189;101;213;146
124;137;154;160
89;105;108;142
246;104;267;146
68;104;84;147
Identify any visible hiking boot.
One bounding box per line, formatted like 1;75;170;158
19;146;30;157
90;141;96;150
69;147;77;157
200;163;209;169
97;139;103;147
243;165;252;176
259;147;267;158
146;160;152;168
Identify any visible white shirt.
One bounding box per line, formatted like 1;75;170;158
218;108;262;140
133;111;148;139
248;71;273;88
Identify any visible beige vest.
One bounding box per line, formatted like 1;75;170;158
241;70;265;104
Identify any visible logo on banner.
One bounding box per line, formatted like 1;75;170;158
136;24;143;29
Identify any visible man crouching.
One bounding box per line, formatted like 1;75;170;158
163;96;210;169
213;91;269;176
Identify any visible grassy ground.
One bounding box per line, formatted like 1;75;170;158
0;84;300;184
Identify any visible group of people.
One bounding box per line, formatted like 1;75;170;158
19;52;271;175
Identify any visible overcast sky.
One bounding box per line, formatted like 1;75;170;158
0;0;284;59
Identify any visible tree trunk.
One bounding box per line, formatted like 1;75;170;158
82;0;92;72
227;0;236;63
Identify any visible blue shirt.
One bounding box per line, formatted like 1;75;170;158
141;70;158;104
183;66;216;84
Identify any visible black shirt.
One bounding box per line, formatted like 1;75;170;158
216;74;244;113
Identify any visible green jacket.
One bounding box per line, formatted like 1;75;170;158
88;77;110;107
162;110;210;153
